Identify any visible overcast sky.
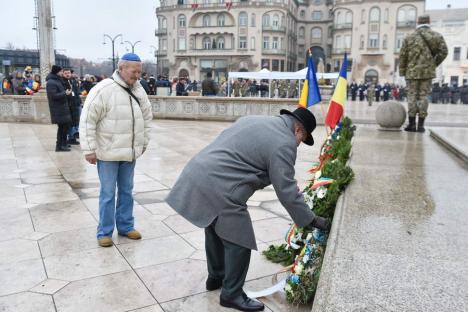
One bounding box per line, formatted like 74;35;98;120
0;0;466;63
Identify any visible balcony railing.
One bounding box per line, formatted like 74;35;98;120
397;21;416;28
174;48;253;56
157;0;288;11
155;28;168;36
262;49;286;55
262;25;287;33
156;50;168;57
334;23;352;30
332;48;351;54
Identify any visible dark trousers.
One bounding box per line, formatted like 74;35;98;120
205;222;251;299
56;123;70;147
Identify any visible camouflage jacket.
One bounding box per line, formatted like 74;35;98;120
399;26;447;80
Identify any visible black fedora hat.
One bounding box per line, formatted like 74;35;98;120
280;107;316;145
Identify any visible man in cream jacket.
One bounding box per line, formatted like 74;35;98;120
79;53;153;247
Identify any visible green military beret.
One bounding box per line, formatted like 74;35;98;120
417;15;430;24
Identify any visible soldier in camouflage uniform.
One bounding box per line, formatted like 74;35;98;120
399;15;448;132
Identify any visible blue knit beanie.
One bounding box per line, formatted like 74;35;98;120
121;53;141;62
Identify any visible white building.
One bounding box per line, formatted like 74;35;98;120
155;0;425;84
429;7;468;86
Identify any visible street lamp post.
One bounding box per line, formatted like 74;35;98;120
103;34;123;72
124;40;141;53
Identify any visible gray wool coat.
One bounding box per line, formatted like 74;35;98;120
166;114;316;250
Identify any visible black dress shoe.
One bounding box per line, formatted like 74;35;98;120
220;293;264;311
206;277;223;291
67;139;80;145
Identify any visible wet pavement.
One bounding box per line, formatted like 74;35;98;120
1;101;468;311
313;126;468;312
430;127;468;164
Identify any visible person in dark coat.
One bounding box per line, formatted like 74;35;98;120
176;78;188;96
461;84;468;104
375;83;382;102
202;72;218;96
166;107;330;312
46;65;72;152
140;72;150;94
63;68;82;145
358;82;366;101
383;83;391;101
431;83;441;103
349;81;358;101
148;75;156;95
441;83;450;104
450;84;460;104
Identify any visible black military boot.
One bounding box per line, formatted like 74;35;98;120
67;138;80;145
404;117;417;132
55;143;71;152
417;117;426;133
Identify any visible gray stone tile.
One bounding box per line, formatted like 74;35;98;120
0;291;55;312
22;231;50;241
0;259;46;296
0;239;41;265
250;190;279;202
252;217;293;244
129;305;164;312
143;202;177;216
246;243;285;282
44;246;130;281
133;180;168;193
39;226;98;258
30;278;69;295
163;214;199;234
137;258;207;302
248;206;277;221
180;229;205;250
134;190;171;205
53;271;156;312
29;200;96;233
161;291;273;312
0;209;34;242
112;217;174;245
117;235;195;269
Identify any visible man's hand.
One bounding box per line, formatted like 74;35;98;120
310;216;331;231
85;153;97;165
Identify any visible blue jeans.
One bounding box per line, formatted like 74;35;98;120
96;160;136;239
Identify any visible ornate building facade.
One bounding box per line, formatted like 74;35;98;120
155;0;424;83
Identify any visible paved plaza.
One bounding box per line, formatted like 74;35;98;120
0;102;468;311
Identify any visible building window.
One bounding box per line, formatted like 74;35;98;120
397;5;417;26
178;15;186;27
300;10;305;18
298;45;305;57
262;14;270;26
360;35;365;49
239;12;248;26
280;37;284;49
217;14;225;26
369;33;379;48
280;60;285;71
313;0;322;4
361;9;366;24
203;37;211;49
272;37;279;49
384;8;389;23
239;36;247;49
395;33;404;51
203;15;211;26
454;47;461;61
335;35;343;49
383;34;387;49
369;7;380;23
299;27;305;38
450;76;459;85
251;37;255;50
262;59;270;69
263;36;270;49
345;11;352;24
178;38;186;50
311;27;322;43
272;14;280;29
272;59;279;71
312;11;322;21
251;13;256;27
217;37;225;49
345;35;351;49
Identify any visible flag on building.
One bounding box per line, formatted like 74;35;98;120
226;2;233;10
298;54;321;108
191;3;199;10
325;53;348;129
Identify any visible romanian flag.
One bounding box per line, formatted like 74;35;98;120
325;53;348;129
298;55;321;108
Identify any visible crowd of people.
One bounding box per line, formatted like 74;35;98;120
1;66;42;95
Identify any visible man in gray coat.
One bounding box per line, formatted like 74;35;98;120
166;107;329;311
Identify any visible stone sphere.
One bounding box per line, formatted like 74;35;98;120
375;100;407;130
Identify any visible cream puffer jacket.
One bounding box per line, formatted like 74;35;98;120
79;71;153;161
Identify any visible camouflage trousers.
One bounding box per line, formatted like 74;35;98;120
406;79;432;118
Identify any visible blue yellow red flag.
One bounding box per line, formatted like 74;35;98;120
325;53;348;128
298;55;321;108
